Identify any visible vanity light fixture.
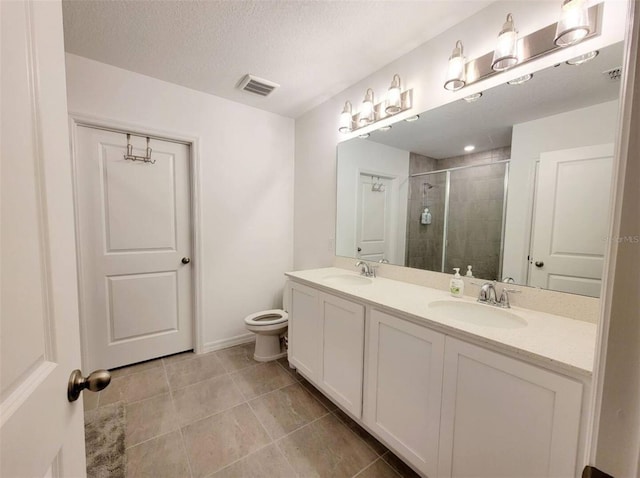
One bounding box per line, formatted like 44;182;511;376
507;73;533;85
566;50;599;65
405;115;420;122
338;101;353;133
442;3;601;92
444;41;466;91
492;14;519;71
463;92;483;103
386;74;403;114
359;88;376;126
464;145;476;152
554;0;591;47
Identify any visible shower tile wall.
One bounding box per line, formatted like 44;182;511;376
406;147;510;280
406;153;443;271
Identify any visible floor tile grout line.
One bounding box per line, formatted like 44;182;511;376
351;456;402;478
162;357;195;478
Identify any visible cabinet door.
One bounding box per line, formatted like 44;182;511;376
438;337;583;478
364;309;445;477
288;282;320;381
319;293;365;417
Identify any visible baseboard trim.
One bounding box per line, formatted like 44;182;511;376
201;333;255;354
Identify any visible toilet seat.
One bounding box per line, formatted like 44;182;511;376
244;309;288;326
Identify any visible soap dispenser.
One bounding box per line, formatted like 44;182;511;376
450;268;464;298
466;265;474;278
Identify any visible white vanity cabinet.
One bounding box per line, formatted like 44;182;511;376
437;337;583;478
287;281;365;417
286;276;588;478
364;309;445;478
288;281;321;380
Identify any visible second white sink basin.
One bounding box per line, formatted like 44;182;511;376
428;300;527;329
323;274;373;286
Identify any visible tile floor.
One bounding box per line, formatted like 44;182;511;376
84;343;420;478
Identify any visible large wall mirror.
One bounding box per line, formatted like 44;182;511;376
336;42;623;298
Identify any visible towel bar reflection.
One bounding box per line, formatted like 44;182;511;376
123;134;155;164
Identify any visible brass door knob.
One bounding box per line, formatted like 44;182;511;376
535;261;544;268
67;369;111;402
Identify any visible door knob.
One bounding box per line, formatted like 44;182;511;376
535;261;544;268
181;257;191;264
357;247;362;252
67;369;111;402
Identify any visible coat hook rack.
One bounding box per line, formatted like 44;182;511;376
123;134;155;164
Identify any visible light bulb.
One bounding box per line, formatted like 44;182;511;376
444;41;466;91
359;89;375;125
554;0;590;47
338;101;353;133
492;14;519;71
385;74;402;114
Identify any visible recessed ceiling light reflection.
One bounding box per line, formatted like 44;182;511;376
405;115;420;122
464;145;476;152
378;125;392;132
463;93;483;103
358;133;370;139
507;73;533;85
566;50;598;65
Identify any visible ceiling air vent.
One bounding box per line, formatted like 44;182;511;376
602;67;622;81
238;74;279;97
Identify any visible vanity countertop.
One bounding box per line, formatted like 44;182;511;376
285;267;597;378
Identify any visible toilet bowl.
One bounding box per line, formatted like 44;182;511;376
244;309;288;362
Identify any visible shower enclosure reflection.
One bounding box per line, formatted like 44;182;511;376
407;155;509;281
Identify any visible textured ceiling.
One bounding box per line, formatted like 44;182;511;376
61;0;492;118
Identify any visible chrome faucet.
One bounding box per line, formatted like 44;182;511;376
478;281;520;308
478;282;497;304
355;261;376;278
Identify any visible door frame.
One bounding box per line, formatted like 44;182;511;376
67;113;204;366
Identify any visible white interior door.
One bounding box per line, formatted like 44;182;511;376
75;127;193;371
1;1;87;476
529;144;614;297
356;174;393;262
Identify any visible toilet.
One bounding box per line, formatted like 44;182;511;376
244;309;288;361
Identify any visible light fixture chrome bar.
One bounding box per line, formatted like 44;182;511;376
464;3;601;88
410;159;511;177
350;89;413;133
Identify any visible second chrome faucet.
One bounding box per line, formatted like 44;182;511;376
355;261;377;278
478;281;520;308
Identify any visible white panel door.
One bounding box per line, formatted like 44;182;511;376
438;337;583;478
356;175;392;262
529;144;614;297
1;1;86;476
75;127;192;370
364;309;445;478
319;293;365;417
287;281;321;381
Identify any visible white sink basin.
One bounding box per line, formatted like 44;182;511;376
323;274;373;286
428;300;527;329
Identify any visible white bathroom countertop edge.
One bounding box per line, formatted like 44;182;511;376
285;268;596;379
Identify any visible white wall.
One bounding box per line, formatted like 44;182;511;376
336;140;409;265
503;100;620;284
65;54;294;350
293;0;627;270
